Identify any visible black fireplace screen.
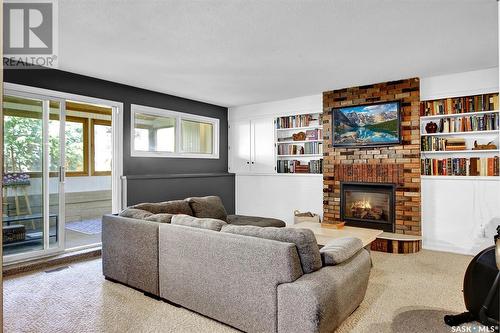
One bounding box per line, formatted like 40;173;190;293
340;182;395;232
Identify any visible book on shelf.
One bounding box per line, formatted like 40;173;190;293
276;114;320;129
421;156;499;176
445;146;467;151
277;159;323;174
445;138;466;151
420;93;499;116
276;128;323;142
277;142;323;155
427;113;499;133
277;136;293;142
305;128;322;140
421;137;468;151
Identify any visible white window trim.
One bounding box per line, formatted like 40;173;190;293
130;104;220;159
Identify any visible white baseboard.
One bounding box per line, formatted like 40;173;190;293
422;241;474;256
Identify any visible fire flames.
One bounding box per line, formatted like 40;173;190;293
349;197;384;220
351;199;372;210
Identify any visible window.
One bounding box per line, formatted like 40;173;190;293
91;120;112;175
63;117;88;175
133;112;176;153
3;96;112;177
47;114;88;176
133;128;149;151
156;127;175;152
131;104;219;159
181;119;213;154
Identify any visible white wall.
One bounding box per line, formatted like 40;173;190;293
229;94;322;121
420;67;498;100
422;178;500;255
236;174;323;225
229;94;323;225
420;67;500;255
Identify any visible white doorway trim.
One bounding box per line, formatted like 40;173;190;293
3;82;124;213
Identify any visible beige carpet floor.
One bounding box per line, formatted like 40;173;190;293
4;250;475;333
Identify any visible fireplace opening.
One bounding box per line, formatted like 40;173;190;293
340;182;395;232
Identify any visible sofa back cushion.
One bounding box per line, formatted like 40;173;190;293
119;208;154;220
171;214;227;231
221;225;322;274
320;237;363;266
132;200;193;215
186;196;227;222
144;213;174;223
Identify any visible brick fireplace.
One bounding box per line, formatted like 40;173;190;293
323;78;421;236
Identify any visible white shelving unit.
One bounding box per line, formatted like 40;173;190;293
275;112;323;174
419;98;500;178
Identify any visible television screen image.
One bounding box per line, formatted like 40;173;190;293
332;101;400;147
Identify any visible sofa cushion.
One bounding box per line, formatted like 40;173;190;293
320;237;363;266
186;196;227;222
132;200;193;215
171;214;227;231
119;208;154;220
144;213;174;223
227;215;286;228
221;225;322;274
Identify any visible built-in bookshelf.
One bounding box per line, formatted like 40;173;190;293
275;113;323;174
420;93;500;178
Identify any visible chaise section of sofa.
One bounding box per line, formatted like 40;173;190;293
277;249;371;333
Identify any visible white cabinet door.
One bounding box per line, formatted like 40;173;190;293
229;120;251;173
251;118;276;174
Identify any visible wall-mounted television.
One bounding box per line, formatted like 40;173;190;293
332;101;401;147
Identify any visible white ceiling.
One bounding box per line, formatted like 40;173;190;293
58;0;498;107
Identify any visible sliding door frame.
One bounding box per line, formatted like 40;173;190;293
3;83;124;263
2;90;66;263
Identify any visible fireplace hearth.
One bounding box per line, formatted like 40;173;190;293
340;182;395;232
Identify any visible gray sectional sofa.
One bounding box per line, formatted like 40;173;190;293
102;196;371;333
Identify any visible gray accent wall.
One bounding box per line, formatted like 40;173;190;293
125;174;235;213
4;67;235;213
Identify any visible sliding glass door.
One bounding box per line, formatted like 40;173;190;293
2;92;65;261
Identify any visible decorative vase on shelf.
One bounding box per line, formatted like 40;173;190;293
425;121;438;134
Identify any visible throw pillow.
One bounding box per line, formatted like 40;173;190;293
221;225;322;274
320;237;363;266
132;200;193;215
119;208;154;220
171;214;227;232
144;213;174;223
185;196;227;222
